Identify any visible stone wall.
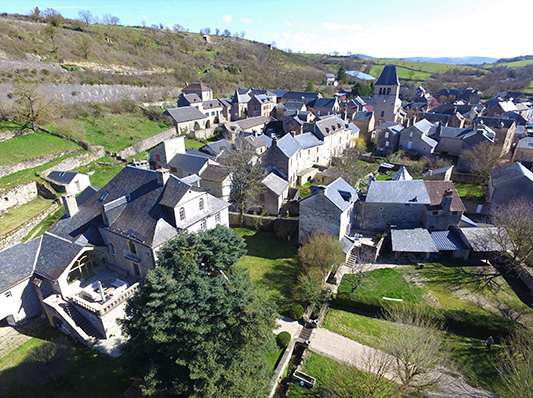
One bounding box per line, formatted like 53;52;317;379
0;149;81;178
0;181;38;214
40;148;106;178
362;202;427;231
0;202;60;250
228;212;299;242
116;128;176;160
191;126;217;140
0;130;32;142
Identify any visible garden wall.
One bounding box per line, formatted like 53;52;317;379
0;149;81;178
0;130;32;142
0;181;38;214
40;148;106;178
115;128;176;160
229;212;299;242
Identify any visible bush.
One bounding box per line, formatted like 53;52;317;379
289;303;305;320
276;331;291;348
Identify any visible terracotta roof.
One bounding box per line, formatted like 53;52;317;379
423;181;466;212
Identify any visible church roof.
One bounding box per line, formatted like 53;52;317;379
376;65;400;86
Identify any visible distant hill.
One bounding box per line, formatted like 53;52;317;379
399;56;497;65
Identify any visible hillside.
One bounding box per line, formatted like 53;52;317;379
0;13;532;98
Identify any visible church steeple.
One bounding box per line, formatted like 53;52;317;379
372;65;403;124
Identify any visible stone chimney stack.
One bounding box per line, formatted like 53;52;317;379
157;168;170;186
62;194;78;217
440;189;453;214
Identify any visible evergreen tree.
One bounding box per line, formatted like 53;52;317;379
120;226;277;398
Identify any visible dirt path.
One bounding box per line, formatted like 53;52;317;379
0;317;48;359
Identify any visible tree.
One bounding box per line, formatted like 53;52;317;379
42;23;59;53
215;28;220;35
297;231;345;278
223;29;231;37
200;27;211;35
337;66;347;84
344;243;375;293
240;31;246;39
491;199;533;271
78;9;94;25
497;326;533;398
101;13;120;25
42;8;64;27
29;7;41;21
120;226;277;398
380;308;449;397
76;36;93;59
228;139;265;226
459;141;503;184
172;24;185;33
17;338;73;385
352;81;374;97
11;83;57;130
306;80;315;92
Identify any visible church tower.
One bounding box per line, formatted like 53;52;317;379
372;65;404;125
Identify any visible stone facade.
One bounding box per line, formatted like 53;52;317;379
0;276;41;325
0;181;38;215
362;202;427;231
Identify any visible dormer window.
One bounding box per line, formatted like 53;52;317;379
179;207;185;221
199;198;204;211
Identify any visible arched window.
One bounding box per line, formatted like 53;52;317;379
379;88;382;95
387;88;391;95
199;198;204;211
179;207;185;220
381;111;385;117
67;251;107;284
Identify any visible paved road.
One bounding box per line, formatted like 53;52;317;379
277;318;497;398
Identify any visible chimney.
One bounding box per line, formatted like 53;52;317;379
62;194;78;217
440;189;453;214
157;168;170;186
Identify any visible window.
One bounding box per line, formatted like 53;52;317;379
132;262;141;276
384;131;389;138
385;141;389;147
379;88;383;95
387;88;391;95
155;154;161;161
432;211;439;215
179;207;185;221
380;111;384;117
5;291;12;298
128;240;137;254
110;244;115;256
409;131;413;138
379;207;384;212
452;211;458;215
260;193;265;202
200;220;207;231
199;198;204;211
215;212;221;223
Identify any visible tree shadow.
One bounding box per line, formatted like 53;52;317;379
241;229;298;260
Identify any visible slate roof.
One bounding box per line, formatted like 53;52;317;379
259;134;273;148
201;139;233;156
166;106;207;124
282;91;321;104
490;162;533;188
235;116;269;130
458;227;504;252
168;153;210;174
516;137;533;149
199;164;231;182
314;115;349;137
48;171;87;185
366;180;431;204
430;230;468;251
158;176;192;208
421;113;450;125
275;134;300;158
375;122;403;133
294;132;322;149
183;82;211;92
179;93;202;104
413;119;437;134
325;73;336;79
439;127;471;139
309;98;337;110
262;172;289;196
376;65;400;86
0;238;41;292
284;101;306;111
202;99;222;109
245;135;267;149
34;232;86;281
391;228;438;253
474;117;515;129
391;166;413;181
353;111;373;122
423;181;466;212
76;185;100;206
421;134;438;148
324;177;357;212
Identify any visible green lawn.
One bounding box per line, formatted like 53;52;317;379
0;121;32;133
185;138;204;150
299;181;312;198
265;347;284;372
375;173;391;181
23;206;65;242
287;353;398;398
0;327;131;398
235;228;299;309
339;267;426;304
0;130;81;167
0;197;55;235
454;182;487;202
74;157;124;188
323;308;505;394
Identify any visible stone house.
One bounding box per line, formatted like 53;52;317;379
182;82;213;101
47;171;91;195
165;106;209;135
352;111;375;142
247;94;276;118
512;137;533;163
252;172;290;215
360;180;464;232
373;122;403;155
224;116;269;142
280;91;322;105
472;117;516;157
199;164;232;201
275;101;307;121
299;178;358;244
372;65;405;124
263;133;301;186
398;119;438;156
325;73;336;86
488;162;533;211
307;97;340;118
311;115;354;156
148;136;186;169
231;88;251;120
0;167;229;345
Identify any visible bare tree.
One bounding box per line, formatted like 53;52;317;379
459;141;503;184
223;29;231;37
172;24;185;33
76;36;93;59
42;8;64;27
200;27;211;35
380;307;449;397
215;28;220;35
498;326;533;398
345;243;376;293
101;14;120;25
12;83;57;131
491;199;533;271
240;31;246;39
42;23;59;52
78;10;94;25
298;231;346;278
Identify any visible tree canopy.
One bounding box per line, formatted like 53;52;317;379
120;225;277;398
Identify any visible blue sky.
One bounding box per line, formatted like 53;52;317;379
2;0;530;59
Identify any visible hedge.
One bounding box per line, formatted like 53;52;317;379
289;303;305;321
276;331;291;348
335;292;518;339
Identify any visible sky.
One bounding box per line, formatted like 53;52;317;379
2;0;531;59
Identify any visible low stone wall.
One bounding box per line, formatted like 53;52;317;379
0;130;32;142
269;340;297;398
0;202;60;250
229;212;299;243
116;128;176;160
0;149;81;178
40;148;106;178
192;126;217;140
0;181;38;214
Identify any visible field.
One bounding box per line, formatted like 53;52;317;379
493;59;533;68
0;130;81;167
454;182;488;202
0;197;55;235
74;157;125;188
235;228;299;309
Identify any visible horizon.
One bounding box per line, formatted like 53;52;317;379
1;0;531;60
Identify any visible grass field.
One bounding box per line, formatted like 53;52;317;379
0;197;55;235
74;157;124;188
0;121;32;133
454;182;487;202
23;206;65;242
0;130;81;167
339;268;426;304
370;59;486;74
493;59;533;68
0;327;131;398
235;228;299;309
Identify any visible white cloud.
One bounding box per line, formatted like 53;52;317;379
282;32;291;38
308;33;317;40
241;18;252;24
294;32;307;39
323;22;363;31
139;14;150;21
222;14;232;23
271;33;280;38
284;20;293;26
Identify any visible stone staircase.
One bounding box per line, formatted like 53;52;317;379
60;301;103;339
298;327;313;342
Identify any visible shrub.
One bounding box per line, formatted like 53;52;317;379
276;331;291;348
289;303;304;320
